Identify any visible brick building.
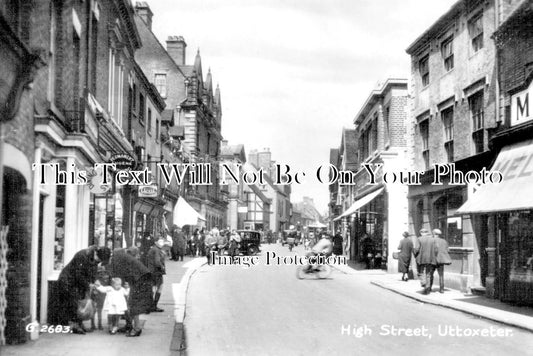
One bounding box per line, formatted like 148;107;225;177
327;129;357;256
458;0;533;303
0;1;45;345
406;0;504;291
247;148;291;234
334;79;409;271
134;2;226;230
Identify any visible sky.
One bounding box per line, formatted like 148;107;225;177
148;0;458;214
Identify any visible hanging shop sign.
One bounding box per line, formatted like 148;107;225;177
109;153;136;170
138;185;158;198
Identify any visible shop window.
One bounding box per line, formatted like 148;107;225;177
54;162;66;270
507;212;533;273
433;194;463;246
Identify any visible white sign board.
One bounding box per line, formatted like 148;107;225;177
511;80;533;127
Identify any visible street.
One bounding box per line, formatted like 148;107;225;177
185;244;533;356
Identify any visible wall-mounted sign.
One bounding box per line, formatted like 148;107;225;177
86;166;112;194
110;153;135;170
139;185;158;198
511;79;533;127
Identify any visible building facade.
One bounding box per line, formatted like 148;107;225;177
134;2;227;230
458;0;533;303
335;79;409;271
220;141;246;230
406;0;501;290
248;148;291;233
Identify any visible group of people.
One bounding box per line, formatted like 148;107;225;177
55;234;171;337
397;228;452;294
204;227;246;263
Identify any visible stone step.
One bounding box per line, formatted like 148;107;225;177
470;286;486;296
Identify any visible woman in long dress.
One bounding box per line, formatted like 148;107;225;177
397;231;414;281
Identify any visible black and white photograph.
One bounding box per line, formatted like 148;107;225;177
1;0;533;355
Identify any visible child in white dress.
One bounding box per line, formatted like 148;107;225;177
95;277;130;334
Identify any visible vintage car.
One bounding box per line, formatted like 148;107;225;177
236;230;262;255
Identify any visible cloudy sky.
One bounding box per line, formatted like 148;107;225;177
148;0;457;213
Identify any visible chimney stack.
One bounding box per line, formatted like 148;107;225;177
135;2;153;30
166;36;187;66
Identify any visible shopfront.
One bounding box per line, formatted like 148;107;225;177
458;138;533;304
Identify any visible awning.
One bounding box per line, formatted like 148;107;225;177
457;139;533;214
333;187;384;221
173;197;206;227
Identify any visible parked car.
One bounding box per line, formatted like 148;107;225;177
236;230;262;255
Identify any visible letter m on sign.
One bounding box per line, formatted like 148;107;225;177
511;82;532;127
517;93;529;120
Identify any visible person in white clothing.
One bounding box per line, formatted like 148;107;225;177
95;277;130;334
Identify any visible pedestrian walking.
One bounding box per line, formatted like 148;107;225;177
146;237;166;312
205;232;217;264
215;227;228;256
171;225;187;261
228;230;241;257
414;228;437;294
332;230;343;255
433;229;452;293
397;231;414;281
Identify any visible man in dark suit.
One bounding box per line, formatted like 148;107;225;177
414;228;437;294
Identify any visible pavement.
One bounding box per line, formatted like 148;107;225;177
2;254;207;356
3;247;532;355
332;260;533;333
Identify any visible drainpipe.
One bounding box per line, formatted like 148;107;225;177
29;144;42;340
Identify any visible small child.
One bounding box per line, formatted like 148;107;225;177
95;277;130;334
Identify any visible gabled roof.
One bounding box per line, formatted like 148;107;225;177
220;144;246;162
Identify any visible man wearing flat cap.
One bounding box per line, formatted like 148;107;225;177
433;228;452;293
414;228;437;294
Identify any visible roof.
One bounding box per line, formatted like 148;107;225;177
161;109;175;125
220;144;246;161
341;128;358;167
353;78;408;126
405;0;464;55
329;148;339;165
180;65;195;77
168;125;184;139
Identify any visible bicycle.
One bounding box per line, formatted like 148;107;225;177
296;263;332;279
